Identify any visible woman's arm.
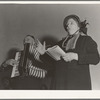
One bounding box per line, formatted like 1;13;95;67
78;36;100;65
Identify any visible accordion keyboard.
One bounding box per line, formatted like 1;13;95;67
11;52;20;78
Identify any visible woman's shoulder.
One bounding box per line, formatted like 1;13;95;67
79;34;97;46
80;34;95;41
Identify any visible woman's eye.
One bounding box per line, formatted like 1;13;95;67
71;22;73;25
65;23;68;26
66;24;68;27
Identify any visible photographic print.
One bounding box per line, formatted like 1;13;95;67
0;1;99;93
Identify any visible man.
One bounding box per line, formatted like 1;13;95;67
0;35;47;90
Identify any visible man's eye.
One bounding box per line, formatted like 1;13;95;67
26;39;29;41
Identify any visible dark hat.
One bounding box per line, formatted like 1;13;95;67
63;14;81;32
63;14;88;34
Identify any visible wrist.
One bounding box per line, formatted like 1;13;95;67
0;62;8;70
40;51;46;55
3;62;8;67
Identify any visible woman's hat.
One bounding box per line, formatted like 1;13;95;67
63;14;88;34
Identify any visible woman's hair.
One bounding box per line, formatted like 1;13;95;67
63;14;88;34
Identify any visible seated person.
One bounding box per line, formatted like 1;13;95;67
0;35;48;90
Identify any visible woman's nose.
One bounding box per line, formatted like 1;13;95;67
67;23;71;27
67;24;70;29
67;24;70;28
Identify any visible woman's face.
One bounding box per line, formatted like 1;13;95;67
66;18;80;35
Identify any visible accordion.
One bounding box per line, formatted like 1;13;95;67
11;43;47;79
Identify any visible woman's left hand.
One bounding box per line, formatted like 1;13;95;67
62;52;78;62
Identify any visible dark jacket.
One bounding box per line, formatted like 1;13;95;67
40;35;100;90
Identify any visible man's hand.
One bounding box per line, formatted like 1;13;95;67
5;59;19;66
36;40;46;55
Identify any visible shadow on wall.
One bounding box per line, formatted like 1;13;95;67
40;35;59;48
6;48;21;60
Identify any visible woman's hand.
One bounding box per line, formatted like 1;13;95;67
5;59;19;67
62;52;78;62
36;40;46;55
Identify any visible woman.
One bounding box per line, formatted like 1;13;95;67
37;15;100;90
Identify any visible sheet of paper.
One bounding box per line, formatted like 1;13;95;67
46;45;65;61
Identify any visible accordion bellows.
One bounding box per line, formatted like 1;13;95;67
11;42;47;78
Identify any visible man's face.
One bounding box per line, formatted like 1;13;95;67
24;36;35;44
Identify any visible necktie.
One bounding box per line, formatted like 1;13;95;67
63;35;73;47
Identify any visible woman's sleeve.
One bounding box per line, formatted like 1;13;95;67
40;53;55;70
78;36;100;65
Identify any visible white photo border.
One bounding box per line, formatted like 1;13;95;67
0;1;100;99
